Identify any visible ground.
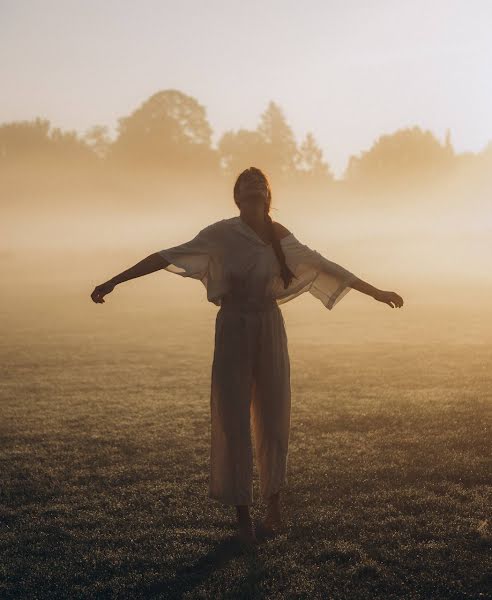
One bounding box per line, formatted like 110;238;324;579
1;290;490;599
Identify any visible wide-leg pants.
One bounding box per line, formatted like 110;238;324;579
209;296;291;506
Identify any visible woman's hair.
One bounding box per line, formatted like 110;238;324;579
233;166;296;289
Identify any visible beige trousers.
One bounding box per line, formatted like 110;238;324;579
209;296;291;506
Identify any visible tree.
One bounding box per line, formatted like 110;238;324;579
296;132;334;183
83;125;112;160
217;129;267;177
108;89;218;172
0;117;95;165
217;102;299;182
256;101;298;179
344;126;456;187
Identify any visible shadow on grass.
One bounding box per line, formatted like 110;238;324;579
138;533;261;598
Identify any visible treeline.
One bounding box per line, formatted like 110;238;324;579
1;88;491;191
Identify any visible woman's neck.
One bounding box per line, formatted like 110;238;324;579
240;212;265;228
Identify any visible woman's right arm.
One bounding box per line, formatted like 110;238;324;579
109;252;170;286
90;252;170;304
350;277;404;308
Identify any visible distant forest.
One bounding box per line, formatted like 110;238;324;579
1;88;491;202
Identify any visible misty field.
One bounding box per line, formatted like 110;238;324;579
1;285;491;599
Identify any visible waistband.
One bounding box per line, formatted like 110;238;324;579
220;295;278;313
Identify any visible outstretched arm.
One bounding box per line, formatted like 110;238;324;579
350;276;404;308
91;252;170;304
291;226;403;309
275;221;404;310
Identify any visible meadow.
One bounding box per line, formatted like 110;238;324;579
1;273;491;599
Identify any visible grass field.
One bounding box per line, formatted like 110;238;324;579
1;283;491;599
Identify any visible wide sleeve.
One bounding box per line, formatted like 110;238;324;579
280;233;359;309
157;223;217;282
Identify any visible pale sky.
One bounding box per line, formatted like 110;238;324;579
1;0;491;177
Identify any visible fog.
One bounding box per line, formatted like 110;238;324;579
2;165;491;356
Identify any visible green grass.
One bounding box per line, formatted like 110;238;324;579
1;296;491;599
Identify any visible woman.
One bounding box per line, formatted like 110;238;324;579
91;167;404;545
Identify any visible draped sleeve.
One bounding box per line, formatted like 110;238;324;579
278;233;359;310
157;220;227;305
157;222;219;282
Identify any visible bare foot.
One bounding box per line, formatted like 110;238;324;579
262;512;284;534
261;492;284;535
236;507;258;545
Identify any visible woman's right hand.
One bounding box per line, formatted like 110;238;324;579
91;280;116;304
373;290;404;308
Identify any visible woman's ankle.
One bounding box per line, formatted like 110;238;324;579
236;505;251;519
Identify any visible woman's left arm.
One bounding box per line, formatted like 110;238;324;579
277;224;404;309
316;252;404;309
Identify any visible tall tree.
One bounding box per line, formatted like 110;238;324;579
256;101;298;179
296;132;334;182
108;89;218;172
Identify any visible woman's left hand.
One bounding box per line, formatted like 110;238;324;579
373;290;404;308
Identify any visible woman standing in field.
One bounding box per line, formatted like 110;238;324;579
91;166;404;545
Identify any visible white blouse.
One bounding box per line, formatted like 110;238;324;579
158;216;358;310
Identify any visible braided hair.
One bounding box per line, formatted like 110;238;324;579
233;166;297;289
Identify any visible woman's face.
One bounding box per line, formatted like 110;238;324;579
237;174;269;213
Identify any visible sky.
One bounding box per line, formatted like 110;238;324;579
1;0;491;177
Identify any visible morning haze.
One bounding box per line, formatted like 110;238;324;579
2;89;491;315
